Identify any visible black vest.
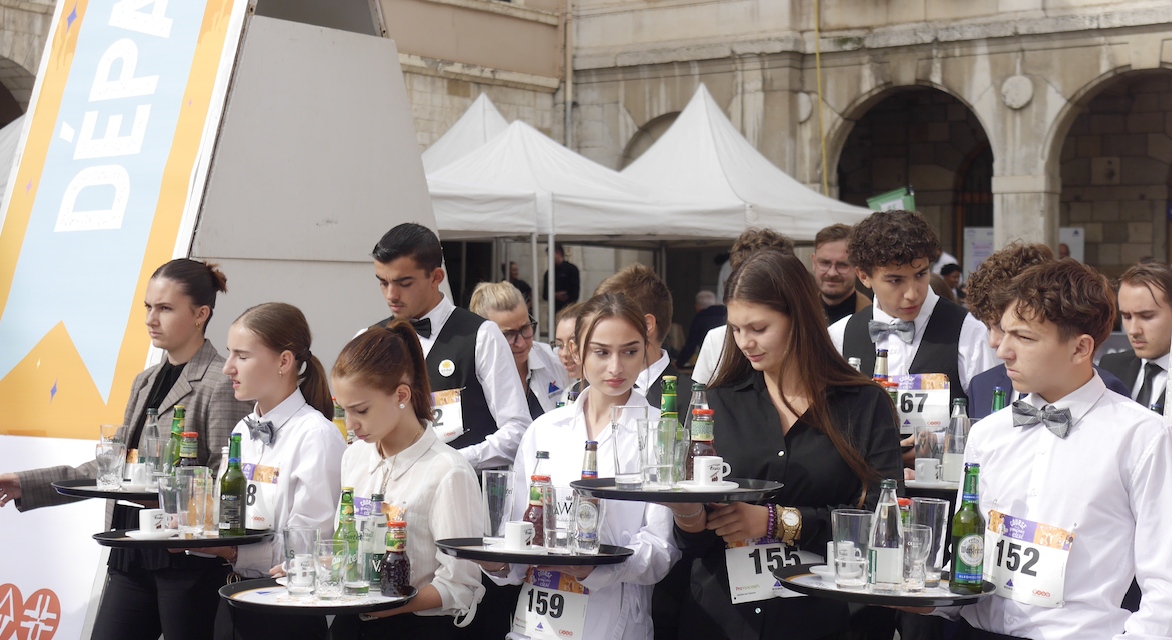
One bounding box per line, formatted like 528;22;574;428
373;308;497;450
842;299;969;404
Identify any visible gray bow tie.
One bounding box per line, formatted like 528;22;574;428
1011;400;1073;439
244;416;275;445
868;319;915;344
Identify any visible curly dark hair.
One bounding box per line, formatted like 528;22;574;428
966;242;1055;326
999;258;1115;349
729;228;795;270
848;210;941;274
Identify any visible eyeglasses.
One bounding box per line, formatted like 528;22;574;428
502;322;537;345
814;259;852;274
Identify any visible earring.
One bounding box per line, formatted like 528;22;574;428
399;403;406;409
278;370;284;377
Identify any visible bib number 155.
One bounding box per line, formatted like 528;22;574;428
748;546;800;575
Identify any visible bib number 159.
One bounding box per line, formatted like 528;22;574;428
526;589;564;618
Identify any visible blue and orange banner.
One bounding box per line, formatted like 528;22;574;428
0;0;247;439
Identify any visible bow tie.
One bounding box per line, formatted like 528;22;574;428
1011;400;1073;439
868;319;915;345
410;318;432;339
244;416;275;445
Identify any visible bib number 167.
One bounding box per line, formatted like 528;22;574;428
527;589;564;618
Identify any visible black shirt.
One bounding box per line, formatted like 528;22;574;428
541;261;581;313
822;291;859;326
511;277;532;305
677;305;727;367
674;372;902;640
128;360;186;449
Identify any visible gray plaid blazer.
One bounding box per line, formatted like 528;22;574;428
15;340;253;525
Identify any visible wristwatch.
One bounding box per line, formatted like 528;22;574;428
780;507;802;546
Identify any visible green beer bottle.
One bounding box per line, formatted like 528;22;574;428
161;405;185;475
991;387;1007;413
950;463;986;594
218;434;247;537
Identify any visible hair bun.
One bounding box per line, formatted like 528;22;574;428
203;261;228;294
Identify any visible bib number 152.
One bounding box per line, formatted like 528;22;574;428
994;539;1039;576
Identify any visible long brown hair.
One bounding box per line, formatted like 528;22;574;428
572;293;650;386
331;321;434;424
712;249;880;484
233;303;332;418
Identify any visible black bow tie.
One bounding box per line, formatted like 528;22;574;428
244;416;275;445
410;318;431;339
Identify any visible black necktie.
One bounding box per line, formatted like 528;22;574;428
1136;362;1164;410
410;318;432;339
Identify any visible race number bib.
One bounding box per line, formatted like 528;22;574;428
242;463;280;530
984;510;1073;608
431;388;465;444
725;539;823;603
894;374;950;436
513;570;589;640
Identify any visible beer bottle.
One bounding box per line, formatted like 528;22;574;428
991;387;1007;413
162;405;185;475
574;442;602;554
334;486;355;535
950;463;985;595
379;521;411;597
335;489;364;596
660;375;678;419
873;349;889;383
332;397;352;444
218;434;247;536
177;432;199;467
685;408;718;481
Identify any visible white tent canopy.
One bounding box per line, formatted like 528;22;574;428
422;93;508;175
622;84;871;241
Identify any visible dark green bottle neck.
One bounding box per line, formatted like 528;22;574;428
227;438;242;468
961;471;980;505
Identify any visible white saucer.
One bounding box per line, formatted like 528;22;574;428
809;565;835;582
126;529;180;540
905;479;960;490
674;480;739;492
274;576;287;586
484;542;549;555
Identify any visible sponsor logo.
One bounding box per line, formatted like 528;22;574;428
0;584;60;640
1033;589;1051;598
439;360;455;377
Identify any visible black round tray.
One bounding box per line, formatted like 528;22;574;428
93;529;273;549
53;479;157;501
774;564;995;606
570;477;783;503
220;578;416;615
436;537;633;566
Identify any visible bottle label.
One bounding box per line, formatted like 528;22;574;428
867;547;904;585
962;492;979;503
528;485;544;505
692;419;714;441
386;533;406;553
179;440;198;458
956;534;984;568
219;494;243;530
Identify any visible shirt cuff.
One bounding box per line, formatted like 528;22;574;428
578;563;617;591
233;541;271;579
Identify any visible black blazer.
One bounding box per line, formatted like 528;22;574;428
969;363;1135;420
1099;350;1143;390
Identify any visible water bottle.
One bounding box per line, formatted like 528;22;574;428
868;479;904;592
941;399;969;483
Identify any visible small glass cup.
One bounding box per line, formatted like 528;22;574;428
315;540;345;600
903;524;933;593
832;509;872;590
95;442;126;490
611;405;649;490
157;477;186;531
99;424;128;445
571;491;605;555
284;526;318;595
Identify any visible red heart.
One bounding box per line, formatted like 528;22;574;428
0;584;21;640
16;589;60;640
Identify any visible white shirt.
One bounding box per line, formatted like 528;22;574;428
1129;352;1169;407
634;349;672;396
340;427;485;622
716;259;732;302
364;295;533;470
691;325;727;387
954;373;1172;639
828;288;996;395
231;389;347;578
528;342;571;415
492;387;680;640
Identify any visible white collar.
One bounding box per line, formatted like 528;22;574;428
636;349;671;390
252;387;308;434
1023;371;1106;427
416;294;455;326
872;286;940;338
364;424;437;482
1141;351;1171;373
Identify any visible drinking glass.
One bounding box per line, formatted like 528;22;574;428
157;477;186;531
610;405;649;490
543;485;574;555
571;491;605;555
314;540;345;600
914;423;944;466
99;424;128;445
141;436;167;479
482;470;514;544
95;442;126;490
903;524;933;593
638;418;675;491
283;527;318;595
175;468;211;536
346;517;374;596
832;509;871;590
912;497;950;588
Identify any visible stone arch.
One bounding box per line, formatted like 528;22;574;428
618;111;679;170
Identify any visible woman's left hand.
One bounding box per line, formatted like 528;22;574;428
534;565;594;580
705;502;769;543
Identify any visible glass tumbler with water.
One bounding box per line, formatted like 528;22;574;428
542;485;574;555
832;509;871;590
638;418;676;491
611;405;649;490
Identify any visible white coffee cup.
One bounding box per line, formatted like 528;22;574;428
914;458;940;482
139;508;165;531
694;456;732;486
504;520;535;550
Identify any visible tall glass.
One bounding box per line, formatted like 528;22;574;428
482;470;515;544
284;526;318;595
157;477;186;531
610;405;649;490
175;467;212;535
912;497;950;588
832;509;871;590
638;418;675;491
95;442;126;490
346;516;373;596
571;491;604;555
543;485;574;555
314;540;345;601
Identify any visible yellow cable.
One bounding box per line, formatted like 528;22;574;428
814;0;829;196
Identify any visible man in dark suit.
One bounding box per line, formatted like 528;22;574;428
675;290;726;369
1098;262;1172;415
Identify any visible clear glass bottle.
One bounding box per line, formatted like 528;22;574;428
848;357;862;373
941;398;969;483
141;408;160;471
574;441;602;554
868;479;904;593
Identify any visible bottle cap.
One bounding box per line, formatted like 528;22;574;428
147;408;158;416
953;398;967;406
175;404;185;410
964;462;980;470
692;382;706;391
181;432;197;438
536;451;550;459
693;408;714;416
897;498;911;507
663;375;677;381
876;349;888;356
993;386;1005;392
879;478;897;489
530;474;551;483
371;493;385;502
585;441;598;446
388;521;406;529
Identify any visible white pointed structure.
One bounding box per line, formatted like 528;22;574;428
422;93;509;175
622;84;871;240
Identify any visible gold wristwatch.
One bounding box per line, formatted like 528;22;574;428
780;507;802;546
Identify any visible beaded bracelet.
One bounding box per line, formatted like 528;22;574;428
766;504;777;540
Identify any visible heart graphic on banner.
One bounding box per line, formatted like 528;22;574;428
0;584;60;640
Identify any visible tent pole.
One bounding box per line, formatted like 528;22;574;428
460;241;468;305
531;232;541;336
548;233;556;343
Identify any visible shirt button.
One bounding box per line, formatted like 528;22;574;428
777;451;785;457
1028;489;1038;497
755;608;761;614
